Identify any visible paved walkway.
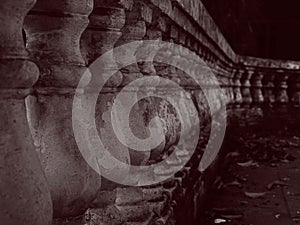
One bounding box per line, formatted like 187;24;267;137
200;126;300;225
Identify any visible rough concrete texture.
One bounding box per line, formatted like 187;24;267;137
23;0;102;218
1;0;300;225
0;0;53;225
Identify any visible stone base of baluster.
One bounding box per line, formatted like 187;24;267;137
83;185;170;225
81;171;219;225
0;99;53;225
52;216;84;225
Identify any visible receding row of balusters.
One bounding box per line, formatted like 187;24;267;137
1;0;300;225
230;69;300;108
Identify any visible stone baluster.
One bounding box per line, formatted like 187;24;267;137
81;0;131;67
250;72;264;106
262;73;275;107
289;72;300;107
232;69;243;108
152;21;201;224
274;72;289;105
138;10;162;76
240;69;253;107
102;1;150;173
80;2;160;224
80;0;132;190
24;0;102;220
0;0;53;224
115;0;148;85
83;6;173;224
156;23;192;164
227;67;236;107
224;73;235;108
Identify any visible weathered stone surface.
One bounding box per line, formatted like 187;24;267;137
0;0;53;225
241;70;253;106
251;72;264;104
262;73;275;106
81;0;130;192
2;0;300;224
24;0;101;218
275;72;289;104
232;69;243;107
289;73;300;106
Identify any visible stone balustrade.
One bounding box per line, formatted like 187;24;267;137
1;0;300;224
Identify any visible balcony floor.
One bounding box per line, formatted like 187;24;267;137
201;125;300;225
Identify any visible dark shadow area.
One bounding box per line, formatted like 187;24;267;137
199;112;300;224
202;0;300;61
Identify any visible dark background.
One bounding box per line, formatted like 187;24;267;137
202;0;300;60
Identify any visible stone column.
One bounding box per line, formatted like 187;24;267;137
80;0;132;190
138;10;161;76
116;1;148;85
262;73;275;107
227;68;236;108
114;1;152;167
232;69;243;108
83;5;173;225
250;72;264;105
0;0;52;224
289;73;300;107
24;0;101;219
154;23;193;168
224;73;235;108
274;72;289;105
240;69;253;107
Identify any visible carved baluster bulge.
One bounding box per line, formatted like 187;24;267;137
0;0;52;225
24;0;102;220
81;0;132;190
250;72;264;106
112;1;155;170
240;69;253;108
274;71;289;112
232;69;243;108
227;67;236;109
289;72;300;107
154;23;189;172
262;73;275;108
80;1;147;223
84;4;178;225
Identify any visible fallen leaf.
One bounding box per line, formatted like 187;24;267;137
244;191;266;198
267;180;288;190
237;160;259;168
282;177;290;182
280;159;290;163
226;152;240;158
275;214;280;219
223;180;243;189
236;175;248;182
220;214;243;219
238;200;249;205
287;141;298;147
213;176;224;190
214;218;227;224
